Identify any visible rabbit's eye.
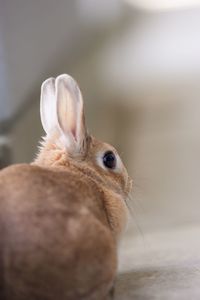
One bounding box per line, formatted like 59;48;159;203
103;151;116;169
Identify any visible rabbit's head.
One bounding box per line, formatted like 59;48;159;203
34;74;132;238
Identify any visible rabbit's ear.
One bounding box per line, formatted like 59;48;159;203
55;74;87;154
40;77;58;136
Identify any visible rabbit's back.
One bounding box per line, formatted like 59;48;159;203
0;164;116;300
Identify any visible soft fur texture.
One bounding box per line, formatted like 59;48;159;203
0;74;132;300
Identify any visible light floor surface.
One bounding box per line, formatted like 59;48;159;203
116;224;200;299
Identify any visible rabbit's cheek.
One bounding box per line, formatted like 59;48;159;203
104;191;128;240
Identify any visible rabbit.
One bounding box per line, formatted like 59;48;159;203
0;74;132;300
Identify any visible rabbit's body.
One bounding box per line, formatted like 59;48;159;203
0;74;132;299
0;163;116;300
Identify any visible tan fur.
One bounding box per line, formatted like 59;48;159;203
0;75;132;300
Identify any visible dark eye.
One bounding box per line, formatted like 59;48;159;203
103;151;116;169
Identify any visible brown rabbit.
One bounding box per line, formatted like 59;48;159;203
0;74;132;300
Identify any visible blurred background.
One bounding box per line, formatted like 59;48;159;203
1;1;200;295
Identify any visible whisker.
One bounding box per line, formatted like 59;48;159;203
125;194;146;242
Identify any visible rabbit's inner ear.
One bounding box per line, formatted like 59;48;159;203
40;77;59;136
55;74;87;153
